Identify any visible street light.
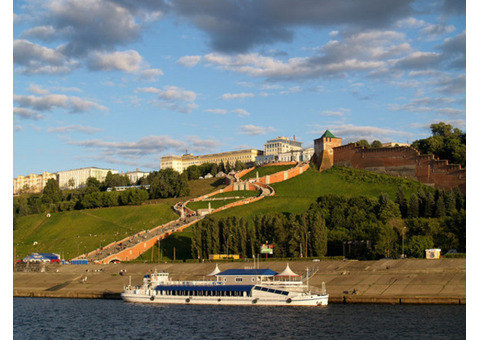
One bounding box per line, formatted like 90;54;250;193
402;227;406;259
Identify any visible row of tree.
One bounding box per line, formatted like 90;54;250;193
190;189;465;260
184;161;247;180
412;122;466;167
356;122;466;168
191;210;328;260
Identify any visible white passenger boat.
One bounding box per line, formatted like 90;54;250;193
121;264;328;306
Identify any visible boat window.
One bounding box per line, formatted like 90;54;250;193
281;291;289;296
251;278;255;282
261;287;268;292
254;286;261;291
267;289;275;293
235;277;243;282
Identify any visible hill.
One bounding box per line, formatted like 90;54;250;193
13;166;434;260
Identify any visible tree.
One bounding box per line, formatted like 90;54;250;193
408;194;419;218
356;139;370;148
395;187;408;218
407;235;434;258
412;122;466;167
186;165;201;180
371;140;382;148
373;223;399;258
42;179;62;204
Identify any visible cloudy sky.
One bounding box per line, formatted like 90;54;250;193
11;0;467;177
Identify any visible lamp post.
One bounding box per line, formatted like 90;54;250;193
402;227;406;259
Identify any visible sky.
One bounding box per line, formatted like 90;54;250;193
11;0;467;177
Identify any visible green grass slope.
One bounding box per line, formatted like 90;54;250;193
13;178;224;259
213;166;428;220
14;166;431;261
240;164;295;180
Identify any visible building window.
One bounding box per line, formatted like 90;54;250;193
235;277;243;282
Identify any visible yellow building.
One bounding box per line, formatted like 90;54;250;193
160;149;263;173
13;171;57;195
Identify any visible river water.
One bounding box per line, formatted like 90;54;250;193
13;298;465;339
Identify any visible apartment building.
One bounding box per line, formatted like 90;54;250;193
13;171;56;195
57;167;118;189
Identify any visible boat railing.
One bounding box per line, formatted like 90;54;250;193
157;280;224;287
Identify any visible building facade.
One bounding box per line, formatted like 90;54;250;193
57;167;118;189
160;149;263;173
264;136;303;156
13;171;57;195
123;169;149;183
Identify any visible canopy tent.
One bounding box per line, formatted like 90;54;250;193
206;264;222;277
275;263;301;277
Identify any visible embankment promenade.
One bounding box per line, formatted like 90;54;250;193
13;258;466;305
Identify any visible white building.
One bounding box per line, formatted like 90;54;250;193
123;169;149;183
57;167;118;189
264;136;303;156
256;136;313;165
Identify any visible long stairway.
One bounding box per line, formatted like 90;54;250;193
78;163;307;264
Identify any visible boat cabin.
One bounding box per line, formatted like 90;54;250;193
215;269;278;285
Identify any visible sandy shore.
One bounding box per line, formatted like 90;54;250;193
13;258;466;304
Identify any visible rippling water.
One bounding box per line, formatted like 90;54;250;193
13;298;465;340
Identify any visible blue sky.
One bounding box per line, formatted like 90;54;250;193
11;0;467;177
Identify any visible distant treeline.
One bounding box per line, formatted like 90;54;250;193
356;122;466;168
13;169;189;221
191;186;465;260
184;161;247;180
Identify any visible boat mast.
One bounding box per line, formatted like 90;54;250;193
306;268;309;292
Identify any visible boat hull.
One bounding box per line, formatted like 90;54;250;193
121;292;328;306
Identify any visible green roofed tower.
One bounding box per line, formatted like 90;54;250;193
320;130;336;139
313;130;342;171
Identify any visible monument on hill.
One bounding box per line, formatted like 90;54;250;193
313;130;342;171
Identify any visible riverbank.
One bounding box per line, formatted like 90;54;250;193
13;258;466;304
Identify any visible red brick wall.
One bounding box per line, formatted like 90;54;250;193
333;143;465;192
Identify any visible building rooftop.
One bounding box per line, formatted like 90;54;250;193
216;269;278;276
320;130;337;139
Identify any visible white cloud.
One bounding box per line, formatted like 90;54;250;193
13;39;77;74
231;109;250;117
87;50;143;73
69;134;222;160
239;125;275;136
28;84;50;95
13;93;107;113
47;125;103;134
13;107;44;120
316;123;412;143
177;55;202;67
220;92;255;100
205;109;228;115
138;86;199;114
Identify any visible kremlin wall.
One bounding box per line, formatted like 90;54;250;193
314;130;466;193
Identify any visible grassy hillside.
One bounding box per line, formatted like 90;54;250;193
13;177;224;259
13;166;431;261
213;166;428;220
186;190;259;211
240;164;295;180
